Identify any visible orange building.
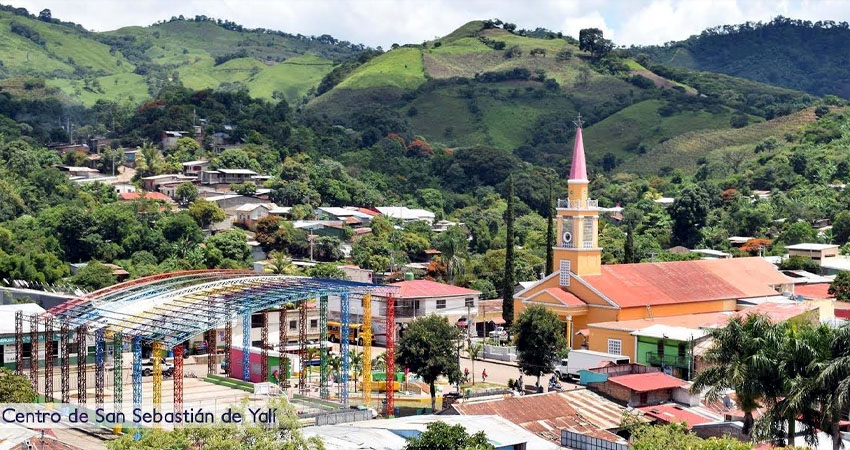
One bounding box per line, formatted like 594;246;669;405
515;120;794;351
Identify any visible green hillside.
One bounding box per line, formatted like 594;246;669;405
0;9;357;105
309;20;812;173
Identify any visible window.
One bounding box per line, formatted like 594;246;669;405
583;217;594;248
436;299;446;309
561;217;573;248
251;313;265;328
657;341;664;356
289;320;297;330
607;339;622;355
559;260;571;287
310;319;318;330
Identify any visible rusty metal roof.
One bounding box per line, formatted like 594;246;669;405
452;389;629;443
581;257;791;308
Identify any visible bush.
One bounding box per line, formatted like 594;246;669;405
10;21;45;45
629;74;655;89
730;113;749;128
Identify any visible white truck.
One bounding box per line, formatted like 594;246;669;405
554;350;630;380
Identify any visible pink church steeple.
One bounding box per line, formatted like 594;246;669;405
569;116;587;181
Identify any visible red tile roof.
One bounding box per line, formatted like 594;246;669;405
581;257;790;308
542;288;586;307
794;283;834;299
638;403;718;428
452;390;629;444
119;191;172;201
608;372;686;392
390;280;481;298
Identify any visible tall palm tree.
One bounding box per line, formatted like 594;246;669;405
371;353;386;372
787;324;850;450
268;251;299;275
304;346;319;383
753;322;823;446
438;231;466;285
137;141;164;178
466;342;483;385
350;351;363;392
691;314;778;437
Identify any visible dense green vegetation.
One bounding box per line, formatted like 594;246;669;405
638;17;850;98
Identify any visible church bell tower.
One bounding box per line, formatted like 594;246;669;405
553;116;601;278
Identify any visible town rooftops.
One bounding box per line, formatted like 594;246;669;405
389;279;480;298
119;192;172;201
579;257;792;308
631;324;711;341
589;312;733;333
217;168;258;175
638;403;720;428
785;243;839;251
731;301;818;323
450;390;628;444
235;202;277;212
181;160;209;166
375;206;435;221
608;372;687;392
794;283;834;299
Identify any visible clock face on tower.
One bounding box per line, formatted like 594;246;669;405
562;231;572;244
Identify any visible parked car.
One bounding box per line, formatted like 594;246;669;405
488;326;508;341
554;358;570;380
141;358;174;377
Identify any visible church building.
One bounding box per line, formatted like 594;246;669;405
514;121;795;359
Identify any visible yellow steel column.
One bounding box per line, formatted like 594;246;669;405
152;341;163;427
361;294;372;406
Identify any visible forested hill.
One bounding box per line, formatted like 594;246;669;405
637;17;850;98
0;4;364;104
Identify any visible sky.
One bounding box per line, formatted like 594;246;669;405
7;0;850;48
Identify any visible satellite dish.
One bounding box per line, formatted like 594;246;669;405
562;232;572;244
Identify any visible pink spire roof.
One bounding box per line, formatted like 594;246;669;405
570;126;587;181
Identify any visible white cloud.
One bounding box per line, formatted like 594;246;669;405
4;0;850;49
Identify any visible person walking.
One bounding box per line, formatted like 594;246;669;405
481;369;487;383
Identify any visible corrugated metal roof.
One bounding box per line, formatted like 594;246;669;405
390;280;481;298
452;390;628;443
608;372;686;392
581;257;791;308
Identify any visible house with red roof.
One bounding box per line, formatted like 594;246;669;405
515;121;795;364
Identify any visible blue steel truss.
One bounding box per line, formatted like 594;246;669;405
340;293;350;406
242;311;251;381
46;274;396;348
132;336;142;440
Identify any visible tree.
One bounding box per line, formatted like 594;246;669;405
513;305;567;386
0;368;37;402
578;28;613;58
396;315;462;411
777;221;817;245
255;215;296;252
205;230;251;266
545;182;554;275
691;314;778;436
670;185;710;247
503;174;515;326
136;142;166;177
188;199;225;229
404;421;494;450
832;211;850;245
71;261;117;290
629;421;751;450
174;182;198;206
433;226;466;285
38;9;52;22
108;397;323;450
350;350;363;392
466;342;483;385
267;251;299;275
231;182;257;196
623;222;637;263
829;271;850;301
305;263;348;279
158;212;203;252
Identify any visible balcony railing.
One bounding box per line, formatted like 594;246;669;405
557;199;598;210
646;352;691;369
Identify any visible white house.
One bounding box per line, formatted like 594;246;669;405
375;206;435;224
235;203;277;230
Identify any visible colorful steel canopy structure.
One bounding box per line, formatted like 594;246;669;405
15;270;398;435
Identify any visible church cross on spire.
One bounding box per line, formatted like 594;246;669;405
569;113;587;181
573;112;583;129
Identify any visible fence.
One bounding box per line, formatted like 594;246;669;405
482;344;516;362
314;409;373;426
561;430;629;450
